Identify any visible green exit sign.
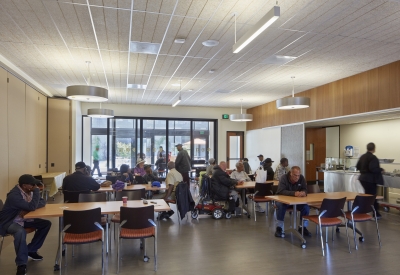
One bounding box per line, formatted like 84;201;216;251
222;114;229;119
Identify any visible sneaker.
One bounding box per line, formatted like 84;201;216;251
167;210;175;217
298;226;312;237
16;265;26;275
28;252;43;261
255;204;265;213
275;226;285;238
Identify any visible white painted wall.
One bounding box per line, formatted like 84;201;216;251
71;101;82;166
340;119;400;171
81;103;246;164
245;127;281;173
326;126;340;158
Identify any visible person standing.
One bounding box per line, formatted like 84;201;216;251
0;175;52;275
175;144;191;184
155;146;166;170
91;146;102;177
356;142;384;219
274;158;290;181
242;158;252;174
264;158;275;180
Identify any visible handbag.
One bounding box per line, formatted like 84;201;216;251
112;180;125;191
255;167;267;183
100;180;112;187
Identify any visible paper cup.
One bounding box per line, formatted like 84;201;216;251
122;196;128;203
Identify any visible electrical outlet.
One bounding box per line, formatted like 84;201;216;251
51;163;55;167
39;164;41;168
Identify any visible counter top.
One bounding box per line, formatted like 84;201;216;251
323;170;359;174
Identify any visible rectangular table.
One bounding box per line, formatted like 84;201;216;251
267;192;362;245
235;181;279;216
25;200;169;271
39;172;66;198
99;183;167;199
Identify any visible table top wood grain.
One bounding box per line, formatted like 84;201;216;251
98;183;167;192
235;180;279;189
268;192;370;205
24;199;170;218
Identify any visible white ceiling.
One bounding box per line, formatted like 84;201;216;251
1;0;400;108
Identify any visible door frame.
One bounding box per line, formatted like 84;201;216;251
226;131;244;169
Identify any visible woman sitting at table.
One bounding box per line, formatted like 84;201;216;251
143;165;162;183
118;164;134;185
133;158;146;177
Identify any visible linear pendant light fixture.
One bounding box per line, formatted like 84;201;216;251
230;99;253;121
276;76;310;109
172;80;182;107
232;5;280;53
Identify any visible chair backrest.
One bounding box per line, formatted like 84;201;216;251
115;189;145;201
307;184;321;194
106;175;118;184
352;195;376;213
63;190;90;203
63;207;102;234
319;197;346;218
0;199;3;211
120;205;154;229
254;182;274;197
79;192;107;202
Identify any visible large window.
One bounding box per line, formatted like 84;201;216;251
82;117;217;174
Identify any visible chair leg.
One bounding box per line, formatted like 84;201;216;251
372;206;382;247
331;226;334;241
254;200;256;222
265;202;268;217
325;227;328;243
0;236;4;256
352;217;358;250
319;224;325;256
154;235;157;271
72;245;74;257
344;218;351;253
117;233;120;274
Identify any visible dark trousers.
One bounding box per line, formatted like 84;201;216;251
182;172;190;185
360;180;380;214
276;202;310;229
6;219;52;266
91;160;102;177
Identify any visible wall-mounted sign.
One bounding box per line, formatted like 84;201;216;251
222;114;229;119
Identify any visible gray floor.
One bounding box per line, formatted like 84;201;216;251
2;188;400;275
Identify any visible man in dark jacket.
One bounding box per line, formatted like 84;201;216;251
264;158;275;180
175;144;191;184
0;174;51;275
275;166;310;238
62;162;100;192
211;161;243;202
356;142;384;219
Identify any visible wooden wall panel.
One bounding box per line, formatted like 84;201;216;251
247;60;400;130
0;68;8;201
7;73;26;190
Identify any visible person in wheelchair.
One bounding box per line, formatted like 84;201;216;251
211;161;243;211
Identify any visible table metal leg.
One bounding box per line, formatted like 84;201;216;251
241;189;250;218
54;216;63;271
284;204;306;245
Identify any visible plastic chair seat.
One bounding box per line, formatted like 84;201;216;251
304;215;343;226
120;227;155;238
345;212;371;221
64;231;102;244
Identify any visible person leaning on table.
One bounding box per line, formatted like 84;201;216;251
0;174;51;275
274;166;311;238
62;161;100;192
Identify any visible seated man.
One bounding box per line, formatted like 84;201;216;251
0;175;52;275
143;165;162;184
274;158;290;181
211;161;243;207
152;161;182;219
62;162;100;192
275;166;311;238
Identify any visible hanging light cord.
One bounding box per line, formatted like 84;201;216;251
240;99;243;114
291;76;295;97
86;61;91;86
234;13;237;43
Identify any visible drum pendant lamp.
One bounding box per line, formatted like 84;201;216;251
276;76;310;109
230;99;253;121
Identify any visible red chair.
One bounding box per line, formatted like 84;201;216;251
247;182;274;221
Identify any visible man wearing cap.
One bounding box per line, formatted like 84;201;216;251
274;158;290;181
91;145;102;177
62;162;100;192
0;174;51;275
175;144;191;184
264;158;275;180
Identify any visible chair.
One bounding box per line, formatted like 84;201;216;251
112;189;146;238
0;199;36;257
78;193;109;252
157;162;166;178
117;205;157;273
247;182;274;221
344;195;381;250
59;208;105;273
63;190;90;203
302;197;351;256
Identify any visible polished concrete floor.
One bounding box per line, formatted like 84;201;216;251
1;189;400;275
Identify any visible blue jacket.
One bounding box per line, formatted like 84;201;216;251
0;185;46;235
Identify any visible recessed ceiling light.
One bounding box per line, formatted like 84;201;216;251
188;89;193;92
263;55;297;65
209;69;215;74
130;41;161;54
128;84;147;89
172;83;181;87
174;38;186;44
202;40;219;47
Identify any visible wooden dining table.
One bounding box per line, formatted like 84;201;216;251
267;192;365;247
25;200;170;271
98;183;167;199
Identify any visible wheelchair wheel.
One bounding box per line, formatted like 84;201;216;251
191;209;199;219
212;208;223;219
225;212;232;219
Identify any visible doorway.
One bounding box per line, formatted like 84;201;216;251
226;131;244;169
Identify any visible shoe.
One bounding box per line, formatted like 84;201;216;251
255;204;265;213
275;226;285;238
167;210;175;218
28;252;43;261
298;226;312;237
16;265;26;275
159;212;168;220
